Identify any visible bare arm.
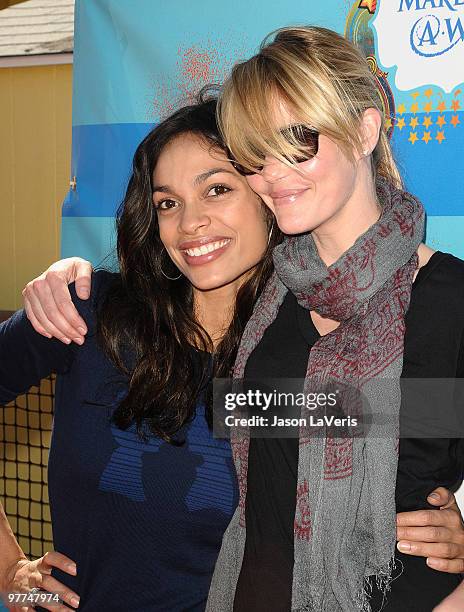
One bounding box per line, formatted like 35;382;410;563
0;503;27;592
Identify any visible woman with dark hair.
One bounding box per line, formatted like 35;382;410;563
0;93;280;611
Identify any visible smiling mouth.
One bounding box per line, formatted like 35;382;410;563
270;188;309;206
270;188;307;198
182;239;231;257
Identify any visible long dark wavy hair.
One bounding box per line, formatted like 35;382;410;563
97;90;282;442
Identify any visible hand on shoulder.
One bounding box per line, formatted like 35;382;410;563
22;257;93;345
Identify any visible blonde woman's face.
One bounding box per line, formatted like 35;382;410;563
245;103;361;236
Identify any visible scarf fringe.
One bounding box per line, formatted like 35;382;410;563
296;555;400;612
356;554;400;612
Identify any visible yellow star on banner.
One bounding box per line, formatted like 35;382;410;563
422;131;432;144
409;117;419;129
451;115;461;127
384;118;392;130
397;117;406;130
423;115;433;129
437;101;446;112
424;88;433;98
436;131;445;144
411;91;420;100
410;102;419;113
397;103;406;115
358;0;377;14
408;131;418;144
423;101;433;112
436;115;446;127
451;99;461;111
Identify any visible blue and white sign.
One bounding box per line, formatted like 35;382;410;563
61;0;463;264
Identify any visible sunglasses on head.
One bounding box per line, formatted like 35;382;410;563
228;124;320;176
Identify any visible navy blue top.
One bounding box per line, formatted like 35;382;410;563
0;271;238;611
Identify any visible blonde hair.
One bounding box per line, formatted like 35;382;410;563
218;26;402;187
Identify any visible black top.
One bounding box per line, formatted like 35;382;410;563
233;251;464;612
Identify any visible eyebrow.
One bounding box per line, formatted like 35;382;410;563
152;167;237;193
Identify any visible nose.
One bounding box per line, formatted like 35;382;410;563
260;155;290;183
178;201;211;235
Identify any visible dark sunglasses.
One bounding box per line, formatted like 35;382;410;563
228;124;320;176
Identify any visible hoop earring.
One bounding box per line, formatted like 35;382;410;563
160;249;182;280
160;268;182;281
267;223;274;247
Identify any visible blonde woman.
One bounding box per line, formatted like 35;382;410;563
202;26;464;612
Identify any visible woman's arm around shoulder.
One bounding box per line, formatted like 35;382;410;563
22;257;93;345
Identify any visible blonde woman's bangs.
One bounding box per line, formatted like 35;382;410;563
217;61;269;171
219;49;367;173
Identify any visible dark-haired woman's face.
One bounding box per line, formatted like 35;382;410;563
152;133;269;292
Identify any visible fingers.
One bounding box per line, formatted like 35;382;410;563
397;508;442;527
397;524;451;543
34;552;79;610
73;260;92;300
23;285;73;343
5;552;79;612
44;272;88;336
38;575;80;610
397;539;461;559
23;276;86;344
428;487;457;510
427;557;464;573
397;508;462;528
36;551;77;576
23;297;51;339
6;588;76;612
396;506;464;574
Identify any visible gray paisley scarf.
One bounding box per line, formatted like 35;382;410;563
206;179;425;611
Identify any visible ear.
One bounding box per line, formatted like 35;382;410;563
359;107;383;158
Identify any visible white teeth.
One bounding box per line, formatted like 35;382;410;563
184;239;230;257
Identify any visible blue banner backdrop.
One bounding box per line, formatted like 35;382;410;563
61;0;464;264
